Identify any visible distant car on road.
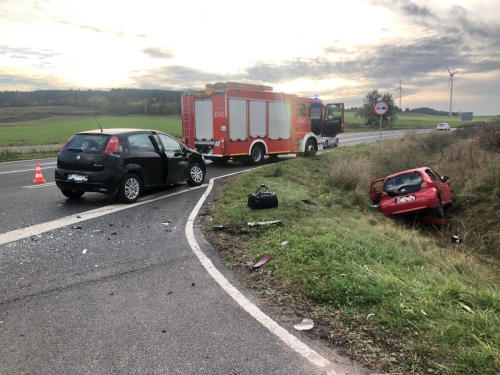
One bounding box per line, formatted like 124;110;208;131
436;122;451;131
369;167;452;217
55;129;206;203
321;136;339;149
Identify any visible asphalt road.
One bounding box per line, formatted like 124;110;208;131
0;130;429;375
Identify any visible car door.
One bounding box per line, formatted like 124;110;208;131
156;133;188;184
428;169;452;204
127;132;164;186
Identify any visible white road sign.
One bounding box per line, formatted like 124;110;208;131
373;101;389;116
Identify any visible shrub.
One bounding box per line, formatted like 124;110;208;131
475;119;500;152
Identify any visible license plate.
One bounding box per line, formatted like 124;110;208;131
396;195;416;203
67;174;88;182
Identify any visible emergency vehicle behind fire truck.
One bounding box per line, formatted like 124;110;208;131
181;82;344;164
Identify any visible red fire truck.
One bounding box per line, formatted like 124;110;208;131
181;82;344;164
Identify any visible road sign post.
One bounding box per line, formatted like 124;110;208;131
373;100;389;151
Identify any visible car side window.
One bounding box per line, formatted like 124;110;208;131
158;134;182;153
128;134;156;152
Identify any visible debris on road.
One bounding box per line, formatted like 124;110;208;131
252;253;271;268
71;226;82;230
293;318;314;331
82;249;87;254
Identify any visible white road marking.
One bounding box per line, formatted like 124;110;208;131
23;182;56;189
0;184;206;246
185;174;337;374
0;163;56;175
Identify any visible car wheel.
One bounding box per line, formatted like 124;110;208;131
248;144;265;165
118;174;141;204
324;140;329;149
61;189;85;199
433;197;444;218
187;163;205;186
304;139;317;157
334;138;339;147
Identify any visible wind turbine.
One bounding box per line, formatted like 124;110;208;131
394;79;404;109
447;67;458;116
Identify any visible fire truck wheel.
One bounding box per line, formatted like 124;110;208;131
248;144;265;165
304;139;317;157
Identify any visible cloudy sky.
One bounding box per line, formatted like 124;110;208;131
1;0;499;115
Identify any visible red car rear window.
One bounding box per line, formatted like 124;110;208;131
383;172;423;194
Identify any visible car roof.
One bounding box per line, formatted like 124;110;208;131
386;167;430;179
438;123;449;125
77;128;160;135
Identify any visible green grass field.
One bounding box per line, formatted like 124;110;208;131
0;115;183;147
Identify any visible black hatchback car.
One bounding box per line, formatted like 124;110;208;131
55;129;206;203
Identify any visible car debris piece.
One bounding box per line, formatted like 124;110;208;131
213;220;282;231
293;318;314;331
281;241;289;246
452;235;463;243
252;253;271;268
422;215;450;226
82;249;87;254
301;199;317;205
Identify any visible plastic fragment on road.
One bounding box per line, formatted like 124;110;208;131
252;253;271;268
301;199;317;205
82;249;87;254
294;318;314;331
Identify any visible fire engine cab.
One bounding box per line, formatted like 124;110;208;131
181;82;344;164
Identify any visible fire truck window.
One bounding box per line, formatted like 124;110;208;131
308;104;321;119
296;104;306;117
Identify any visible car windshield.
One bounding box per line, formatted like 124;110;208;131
64;134;110;152
383;171;423;193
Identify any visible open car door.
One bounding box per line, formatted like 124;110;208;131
323;103;344;137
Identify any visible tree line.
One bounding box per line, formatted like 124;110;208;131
0;89;184;115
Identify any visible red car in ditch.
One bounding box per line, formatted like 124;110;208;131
369;167;452;217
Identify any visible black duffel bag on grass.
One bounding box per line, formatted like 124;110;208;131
247;184;278;210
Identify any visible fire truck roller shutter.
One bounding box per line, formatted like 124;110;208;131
269;102;291;139
250;100;266;138
194;100;214;141
229;99;247;141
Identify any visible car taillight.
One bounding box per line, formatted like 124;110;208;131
104;136;119;153
60;135;75;150
421;181;434;189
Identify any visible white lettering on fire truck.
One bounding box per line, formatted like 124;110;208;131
214;112;225;117
297;118;306;124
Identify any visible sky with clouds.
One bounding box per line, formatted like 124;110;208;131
0;0;499;115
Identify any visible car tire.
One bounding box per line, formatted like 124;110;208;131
61;189;85;199
434;197;444;218
247;144;265;165
304;139;317;157
324;140;329;149
187;163;205;186
118;174;141;204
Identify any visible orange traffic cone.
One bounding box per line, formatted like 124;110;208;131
33;163;46;183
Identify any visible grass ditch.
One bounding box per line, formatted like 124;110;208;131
202;128;500;374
